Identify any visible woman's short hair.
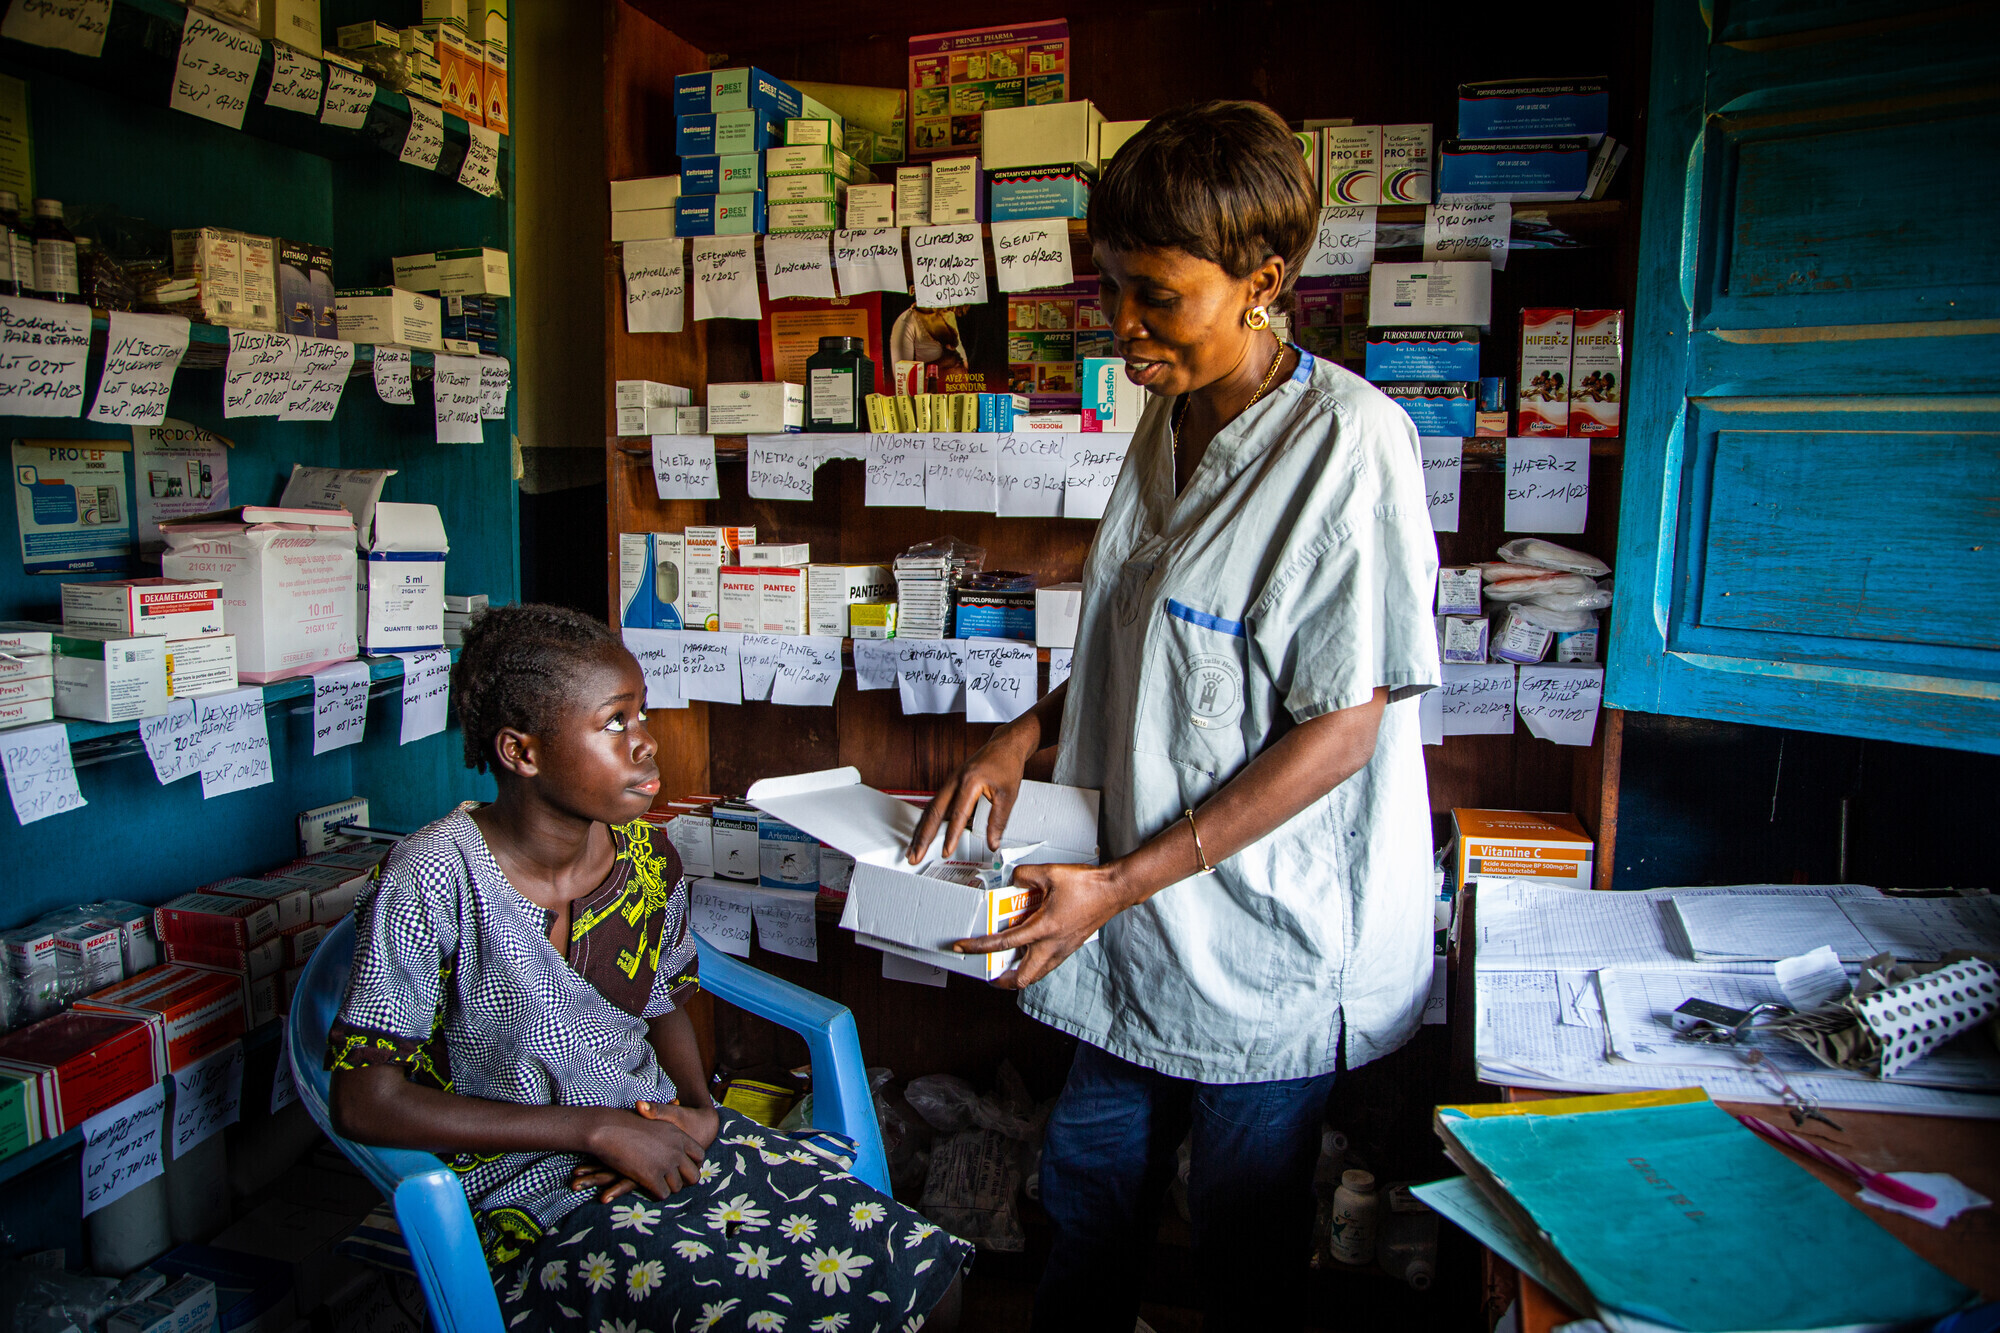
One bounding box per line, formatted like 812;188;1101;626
453;602;624;772
1088;100;1318;299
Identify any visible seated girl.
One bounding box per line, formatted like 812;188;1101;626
327;604;970;1331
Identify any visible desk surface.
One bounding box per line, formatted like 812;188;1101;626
1501;1088;2000;1331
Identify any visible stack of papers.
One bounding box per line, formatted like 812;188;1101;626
1473;879;2000;1117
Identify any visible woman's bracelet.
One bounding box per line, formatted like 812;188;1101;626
1184;808;1216;876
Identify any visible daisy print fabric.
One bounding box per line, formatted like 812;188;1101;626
492;1107;971;1331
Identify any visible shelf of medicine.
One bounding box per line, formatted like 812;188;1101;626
611;433;1625;463
74;313;460;377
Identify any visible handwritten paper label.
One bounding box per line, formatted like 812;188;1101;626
196;687;273;798
622;237;685;334
925;433;997;512
772;636;842;707
170;12;261;130
320;62;373;129
681;632;743;705
224;330;297;418
1419;685;1444;745
372;346;412;404
1064;433;1128;521
692;883;752;957
1;0;111;56
991;218;1073;292
896;639;966;715
1420;437;1462;533
171;1041;243;1157
476;356;509;419
1504;437;1590;534
140;698;199;784
2;721;84;824
270;1028;297;1111
88;312;189;425
763;232;837;302
882;949;949;987
433;354;484;443
746;435;819;502
1440;663;1516;736
1048;647;1073;693
621;627;686;710
965;638;1036;724
277;336;354;422
459;124;501;196
853;638;897;691
0;296;92;416
908;225;987;308
398;650;451;744
996;432;1067;518
691;237;760;321
834;228;906;296
739;634;784;702
652;434;718;500
1516;664;1604;747
1424;196;1510;271
1302;206;1377;276
865;433;928;507
753;893;818;962
80;1081;166;1217
399;96;444;169
265;44;322;115
311;659;370;755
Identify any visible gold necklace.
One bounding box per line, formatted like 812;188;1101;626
1173;341;1289;453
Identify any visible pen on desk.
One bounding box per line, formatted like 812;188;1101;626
1734;1112;1937;1209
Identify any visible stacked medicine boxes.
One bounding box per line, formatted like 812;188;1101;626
673;68;870;236
1438;79;1606;202
45;577;238;721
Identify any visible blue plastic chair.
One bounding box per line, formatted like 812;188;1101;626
290;917;889;1333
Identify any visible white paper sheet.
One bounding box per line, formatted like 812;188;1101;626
459;123;501;196
1439;663;1515;735
398;649;451;745
1063;433;1128;521
312;659;370;755
1;0;110;56
1301;206;1376;276
89;312;189;426
1775;945;1851;1011
853;638;898;691
865;433;928;507
763;233;837;301
372;346;413;404
1;720;84;824
681;632;743;704
738;634;783;702
170;11;261;130
196;686;273;798
1419;685;1444;745
691;236;760;321
399;95;444;169
747;435;818;502
622;237;686;334
1674;892;2000;964
0;296;93;416
277;336;353;422
692;882;753;957
925;433;998;512
772;636;842;707
896;639;966;715
833;228;906;295
1503;437;1590;534
1424;196;1511;270
265;45;322;115
223;330;297;418
476;356;509;419
432;354;484;443
990;218;1073;292
1515;664;1603;746
995;432;1067;518
1837;895;2000;962
320;62;373;128
882;948;949;988
270;1028;297;1111
80;1081;167;1217
621;627;685;710
908;224;988;308
753;892;818;962
1859;1173;1992;1228
138;698;200;784
171;1040;243;1157
965;637;1036;723
651;434;717;500
1419;437;1462;533
1047;647;1073;693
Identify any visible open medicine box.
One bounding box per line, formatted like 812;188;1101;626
745;767;1099;980
362;502;449;653
1451;808;1593;890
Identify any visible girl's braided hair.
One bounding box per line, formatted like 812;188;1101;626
452;603;624;773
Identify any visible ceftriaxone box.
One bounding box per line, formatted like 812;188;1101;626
363;503;449;653
1322;125;1380;205
1451;808;1593;890
161;506;358;682
745;767;1100;980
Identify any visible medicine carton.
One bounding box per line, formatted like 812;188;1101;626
335;288;441;350
758;570;806;636
745;768;1100;981
199;875;309;932
929;157;983;224
1081;357;1144;432
678;111;781;158
1451;808;1593;890
744;543;811;566
1367;263;1493;328
786;116;841;149
768;201;842;234
615;380;693;409
768;172;845;205
766;143;854;180
1099;119;1149;162
717;567;761;634
155;1275;217;1333
61;578;226;640
663;805;714;878
235;234;279;332
1457;78;1609;144
0;623;53;654
680;154;764;196
1322;125;1381;205
0;695;53;728
1436;567;1483;617
1380;124;1433;203
675;191;767;237
1437;138;1592;202
76;964;246;1072
611;207;676;242
710;802;762;882
157;892;281;951
610;176;681;212
642;532;686;630
160;506;359;683
845;184;895;229
1376;381;1478;436
980;100;1105;170
166;634;238;699
1568;309;1623;438
1438;614;1489;664
893;167;931;227
1517;308;1575;436
808;564;894;637
47;626;168;723
170;228;253;329
978;392;1027;431
0;1008;160;1133
393;248;510;299
0;1066;42;1158
1364;327;1480;382
848;603;897;639
988;165;1091;221
258;0;321;56
361;503;448;654
954;589;1035;641
617;533;650;628
481;42;509;134
163;935;283;981
758;816;819;889
1034;583;1083;648
675;66;803;119
707;382;804;434
276;241;336;339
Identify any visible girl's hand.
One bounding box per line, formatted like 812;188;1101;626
907;717;1040;863
635;1098;720;1152
582;1106;710;1199
951;861;1136;989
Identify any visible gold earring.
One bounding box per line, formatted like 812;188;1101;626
1244;305;1270;331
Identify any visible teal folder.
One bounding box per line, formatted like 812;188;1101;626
1445;1099;1975;1331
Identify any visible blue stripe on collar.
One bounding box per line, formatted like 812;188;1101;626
1290;345;1315;384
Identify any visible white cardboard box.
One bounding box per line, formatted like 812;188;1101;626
758;568;806;635
48;627;169;723
1367;262;1493;328
745;767;1099;980
610;207;678;242
807;563;893;638
363;503;449;653
61;578;226;640
392;247;511;298
1035;582;1082;649
706;381;804;434
980;100;1105;171
166;634;239;699
335;288;442;350
161;506;358;683
611;176;682;212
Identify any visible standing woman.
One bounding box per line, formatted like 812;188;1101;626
908;101;1440;1331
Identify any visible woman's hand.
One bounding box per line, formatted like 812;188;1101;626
579;1102;715;1201
951;861;1137;989
572;1101;720;1202
906;713;1044;863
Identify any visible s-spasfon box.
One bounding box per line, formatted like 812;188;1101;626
1452;808;1593;889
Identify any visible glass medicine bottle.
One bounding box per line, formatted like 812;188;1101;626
806;335;872;433
30;198;78;303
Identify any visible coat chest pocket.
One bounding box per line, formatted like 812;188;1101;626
1148;599;1254;781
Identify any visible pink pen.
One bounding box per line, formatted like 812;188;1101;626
1735;1112;1937;1210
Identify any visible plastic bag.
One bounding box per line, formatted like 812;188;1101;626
1483;573;1593;602
1496;538;1610;578
904;1074;982;1133
920;1129;1026;1251
867;1068;934;1200
1475;562;1556;583
1523;583;1614;613
1512;603;1595;633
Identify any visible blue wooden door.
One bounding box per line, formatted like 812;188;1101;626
1609;1;2000;752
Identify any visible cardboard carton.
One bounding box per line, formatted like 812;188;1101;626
1451;808;1593;890
361;503;448;653
161;507;358;683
